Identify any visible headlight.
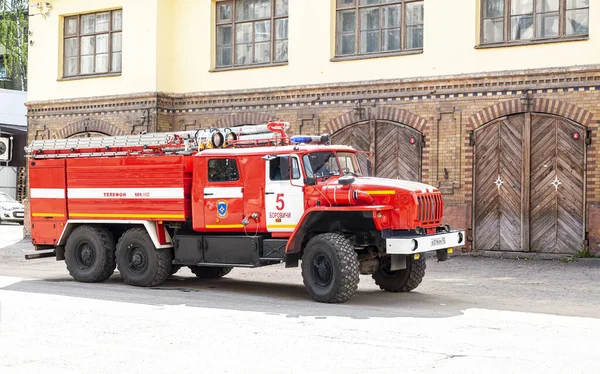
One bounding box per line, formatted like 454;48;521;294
1;206;12;211
409;239;419;252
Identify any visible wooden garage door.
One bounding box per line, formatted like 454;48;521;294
473;113;586;254
530;115;585;253
331;120;422;181
474;116;524;251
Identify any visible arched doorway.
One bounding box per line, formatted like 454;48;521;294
473;113;586;254
68;131;110;138
331;120;422;181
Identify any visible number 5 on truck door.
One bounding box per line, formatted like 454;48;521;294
264;155;304;233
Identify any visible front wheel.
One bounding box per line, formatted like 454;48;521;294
301;233;359;303
116;228;172;287
372;256;426;292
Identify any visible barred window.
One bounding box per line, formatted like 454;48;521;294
481;0;589;45
216;0;288;68
335;0;424;57
63;9;122;77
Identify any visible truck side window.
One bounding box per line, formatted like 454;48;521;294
208;159;239;182
270;156;300;181
303;155;314;178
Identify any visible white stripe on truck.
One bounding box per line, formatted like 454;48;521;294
67;188;184;199
30;188;66;199
203;187;243;199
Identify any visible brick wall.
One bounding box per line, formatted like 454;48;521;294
25;66;600;253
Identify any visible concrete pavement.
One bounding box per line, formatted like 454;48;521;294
1;224;599;373
0;223;24;249
1;281;598;374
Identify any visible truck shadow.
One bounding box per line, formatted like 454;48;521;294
164;276;465;319
3;275;466;319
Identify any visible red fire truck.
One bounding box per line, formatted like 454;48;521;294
25;122;464;303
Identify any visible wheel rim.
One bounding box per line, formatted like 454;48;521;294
126;245;148;275
311;253;333;287
75;242;95;269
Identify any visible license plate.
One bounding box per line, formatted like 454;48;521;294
14;213;23;218
431;237;446;247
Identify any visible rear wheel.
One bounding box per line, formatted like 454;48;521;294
372;256;426;292
116;228;172;287
65;225;116;283
301;233;359;303
188;266;232;279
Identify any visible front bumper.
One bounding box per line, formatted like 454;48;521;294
386;230;465;255
2;210;25;222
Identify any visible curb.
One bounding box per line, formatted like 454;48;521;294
453;250;600;262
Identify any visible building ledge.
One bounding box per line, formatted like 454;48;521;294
331;49;422;62
476;36;588;49
209;62;288;73
57;73;122;82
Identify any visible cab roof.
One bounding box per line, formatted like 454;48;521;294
195;144;357;157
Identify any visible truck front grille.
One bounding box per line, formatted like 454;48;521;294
417;193;443;225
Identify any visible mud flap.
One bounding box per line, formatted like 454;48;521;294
390;254;407;271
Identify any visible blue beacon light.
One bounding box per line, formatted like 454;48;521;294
290;135;331;144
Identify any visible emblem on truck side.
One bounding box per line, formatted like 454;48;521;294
217;200;228;218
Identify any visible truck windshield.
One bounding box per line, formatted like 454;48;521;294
303;151;361;178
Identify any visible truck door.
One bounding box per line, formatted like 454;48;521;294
265;155;304;233
29;159;67;245
203;158;244;229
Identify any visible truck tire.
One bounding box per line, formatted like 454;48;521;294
65;225;116;283
116;228;172;287
188;266;232;279
301;233;359;303
372;256;426;292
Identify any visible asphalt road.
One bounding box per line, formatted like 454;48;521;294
1;223;599;373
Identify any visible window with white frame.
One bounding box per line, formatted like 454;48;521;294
215;0;288;68
335;0;424;57
481;0;589;44
63;9;122;77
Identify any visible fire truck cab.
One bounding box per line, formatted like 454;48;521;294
26;122;465;303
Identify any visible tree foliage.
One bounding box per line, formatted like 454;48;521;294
0;0;28;90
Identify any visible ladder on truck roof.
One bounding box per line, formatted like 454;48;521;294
25;122;293;159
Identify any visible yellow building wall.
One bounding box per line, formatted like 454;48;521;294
156;0;175;92
28;0;600;101
28;0;160;101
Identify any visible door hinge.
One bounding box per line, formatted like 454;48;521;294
586;129;592;146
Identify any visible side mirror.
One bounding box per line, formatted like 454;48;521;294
304;177;316;186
